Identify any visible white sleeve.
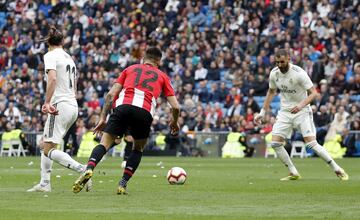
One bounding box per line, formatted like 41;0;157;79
300;69;313;90
44;52;57;72
269;71;277;89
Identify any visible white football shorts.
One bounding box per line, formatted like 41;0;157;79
43;102;78;144
272;106;316;139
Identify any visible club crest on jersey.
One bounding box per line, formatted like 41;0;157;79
289;78;293;84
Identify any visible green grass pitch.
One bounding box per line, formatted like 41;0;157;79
0;157;359;220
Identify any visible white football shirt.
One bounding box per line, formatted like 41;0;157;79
269;63;313;110
44;48;77;106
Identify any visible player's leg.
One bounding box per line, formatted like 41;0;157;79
298;111;348;180
72;132;116;193
73;106;129;193
117;107;152;194
122;134;133;168
272;135;301;180
118;138;146;194
85;132;116;171
271;111;300;180
27;139;53;192
43;142;84;173
43;104;85;173
303;136;348;180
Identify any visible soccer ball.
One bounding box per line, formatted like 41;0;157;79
167;167;187;185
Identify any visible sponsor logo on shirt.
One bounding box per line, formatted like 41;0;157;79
279;85;296;94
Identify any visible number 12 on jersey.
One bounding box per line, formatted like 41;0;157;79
133;68;158;91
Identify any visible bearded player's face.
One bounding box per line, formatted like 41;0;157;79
275;55;290;73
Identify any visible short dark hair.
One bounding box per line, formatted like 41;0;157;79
46;27;63;46
275;49;289;58
144;47;162;61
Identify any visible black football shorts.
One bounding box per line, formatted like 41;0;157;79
104;104;153;139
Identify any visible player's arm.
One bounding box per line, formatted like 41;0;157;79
254;73;277;125
45;69;56;104
93;83;122;135
42;69;58;115
262;88;277;112
290;87;317;114
100;83;123;120
254;88;276;124
167;96;180;122
290;70;316;114
166;96;180;135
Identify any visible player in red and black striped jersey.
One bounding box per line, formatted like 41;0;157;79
73;47;180;194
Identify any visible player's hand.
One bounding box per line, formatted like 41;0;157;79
290;104;303;114
254;108;266;125
93;119;106;136
169;120;180;136
41;103;59;115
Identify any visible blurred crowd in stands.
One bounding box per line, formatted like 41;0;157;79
0;0;359;156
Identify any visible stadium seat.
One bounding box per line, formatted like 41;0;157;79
271;109;278;114
0;140;27;157
353;141;360;157
0;140;13;157
264;142;277;158
270;102;281;111
0;14;5;29
290;141;307;158
220;70;227;79
273;95;281;102
350;95;360;102
254;96;265;103
205;14;213;27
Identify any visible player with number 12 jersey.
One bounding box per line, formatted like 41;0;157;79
115;63;174;116
72;47;180;194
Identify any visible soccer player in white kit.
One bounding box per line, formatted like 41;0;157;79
27;27;92;192
254;49;348;181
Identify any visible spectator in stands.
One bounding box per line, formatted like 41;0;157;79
4;101;22;124
196;80;209;103
343;120;360;157
325;106;350;142
226;99;242;118
313;105;331;145
242;95;260;115
0;0;358;156
225;87;241;108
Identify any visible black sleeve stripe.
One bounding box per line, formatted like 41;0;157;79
48;104;57;138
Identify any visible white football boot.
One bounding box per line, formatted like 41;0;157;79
27;183;51;192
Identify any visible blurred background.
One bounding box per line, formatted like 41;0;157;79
0;0;359;158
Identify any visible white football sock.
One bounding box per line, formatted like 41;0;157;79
40;151;53;185
307;141;341;171
272;142;300;175
48;149;85;173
